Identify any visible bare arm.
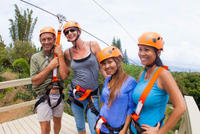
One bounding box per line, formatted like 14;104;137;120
54;45;69;80
32;58;58;86
119;115;132;134
157;70;186;134
91;41;109;79
64;49;71;73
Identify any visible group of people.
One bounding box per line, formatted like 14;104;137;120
30;21;186;134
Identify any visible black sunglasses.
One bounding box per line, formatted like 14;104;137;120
64;28;78;35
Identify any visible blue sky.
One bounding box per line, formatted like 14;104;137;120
1;0;200;72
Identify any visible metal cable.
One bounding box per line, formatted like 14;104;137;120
91;0;138;43
19;0;110;46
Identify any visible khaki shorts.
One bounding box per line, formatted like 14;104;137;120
36;93;65;122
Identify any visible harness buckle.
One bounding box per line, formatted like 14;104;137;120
131;112;140;121
73;85;93;101
95;116;106;134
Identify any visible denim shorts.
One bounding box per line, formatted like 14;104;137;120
36;93;65;122
71;95;99;134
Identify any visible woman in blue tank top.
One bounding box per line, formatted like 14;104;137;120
130;32;186;134
63;21;105;134
95;46;137;134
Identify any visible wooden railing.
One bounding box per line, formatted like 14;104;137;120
0;78;35;113
178;96;200;134
0;78;200;133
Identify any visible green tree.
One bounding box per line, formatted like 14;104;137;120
8;40;37;63
0;35;12;72
0;35;6;61
9;4;37;42
123;49;129;64
13;58;30;78
112;37;122;52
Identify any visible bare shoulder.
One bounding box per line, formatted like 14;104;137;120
90;41;101;57
158;69;175;90
159;69;172;80
91;41;100;50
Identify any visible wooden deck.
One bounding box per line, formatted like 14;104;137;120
0;113;90;134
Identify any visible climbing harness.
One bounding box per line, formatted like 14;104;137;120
66;85;99;116
95;116;124;134
32;10;66;112
130;66;168;134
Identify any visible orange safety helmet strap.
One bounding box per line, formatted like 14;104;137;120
132;66;166;121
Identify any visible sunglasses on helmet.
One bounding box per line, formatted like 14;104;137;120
64;28;78;35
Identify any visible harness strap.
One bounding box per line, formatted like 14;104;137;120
95;116;124;134
86;96;99;116
67;85;99;115
131;114;165;134
73;85;93;101
66;94;84;109
133;67;165;120
33;81;64;112
130;66;167;133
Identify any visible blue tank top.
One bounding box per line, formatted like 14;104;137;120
69;43;99;91
131;67;169;133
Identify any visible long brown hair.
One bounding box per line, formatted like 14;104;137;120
108;57;128;107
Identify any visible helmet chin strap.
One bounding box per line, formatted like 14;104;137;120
145;55;159;70
68;32;80;49
74;34;80;48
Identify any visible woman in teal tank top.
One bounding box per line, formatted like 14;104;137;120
130;32;186;134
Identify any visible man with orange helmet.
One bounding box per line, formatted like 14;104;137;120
130;32;186;134
63;21;104;134
95;46;137;134
30;26;68;134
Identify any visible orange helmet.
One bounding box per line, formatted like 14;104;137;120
63;21;81;34
39;26;56;37
99;46;123;63
138;32;164;50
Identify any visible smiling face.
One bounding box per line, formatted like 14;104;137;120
101;57;118;76
40;32;55;54
138;45;157;66
64;27;80;42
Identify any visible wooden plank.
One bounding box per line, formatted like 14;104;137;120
60;116;77;134
21;116;39;134
184;96;200;134
1;122;12;134
0;100;36;113
25;115;40;133
12;120;27;134
62;113;90;134
0;124;5;134
28;114;40;128
0;78;31;89
6;121;20;134
17;117;35;134
0;113;91;134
